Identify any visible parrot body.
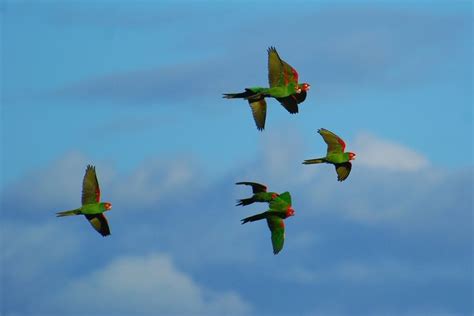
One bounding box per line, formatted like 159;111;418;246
229;82;301;99
56;202;110;216
224;47;310;130
56;165;112;236
240;191;295;255
303;128;356;181
235;181;279;206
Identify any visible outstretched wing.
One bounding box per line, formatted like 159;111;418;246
275;90;307;114
318;128;346;155
335;162;352;182
266;215;285;254
277;191;292;206
269;192;291;211
82;165;100;205
267;47;299;88
248;98;267;131
84;214;110;236
235;182;267;193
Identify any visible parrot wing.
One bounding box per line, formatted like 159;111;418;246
235;182;268;193
267;47;299;88
277;191;292;206
85;214;110;236
276;90;307;114
269;192;292;211
335;162;352;182
249;98;267;131
266;215;285;254
318;128;346;155
82;165;100;205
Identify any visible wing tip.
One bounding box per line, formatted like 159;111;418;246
86;164;96;171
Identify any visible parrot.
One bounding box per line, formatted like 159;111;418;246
235;181;279;206
240;192;295;255
223;46;310;130
303;128;356;181
56;165;112;236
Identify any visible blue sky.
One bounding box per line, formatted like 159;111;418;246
1;1;472;315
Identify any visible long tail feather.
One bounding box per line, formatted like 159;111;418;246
223;89;258;100
236;197;255;206
302;158;326;165
241;212;267;224
56;208;81;217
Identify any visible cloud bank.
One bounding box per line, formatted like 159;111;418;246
2;131;472;315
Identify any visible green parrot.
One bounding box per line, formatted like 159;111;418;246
303;128;356;181
241;192;295;255
223;47;310;130
56;165;112;236
235;181;279;206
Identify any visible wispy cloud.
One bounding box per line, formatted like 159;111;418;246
353;132;429;171
35;4;471;107
51;60;234;105
47;253;251;315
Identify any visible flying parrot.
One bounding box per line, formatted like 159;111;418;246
56;165;112;236
240;192;295;255
235;181;279;206
303;128;356;181
223;47;310;130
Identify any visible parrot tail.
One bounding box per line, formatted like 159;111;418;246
241;212;267;224
56;208;82;217
302;158;327;165
223;89;259;100
236;197;255;207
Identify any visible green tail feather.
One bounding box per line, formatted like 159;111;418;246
302;158;326;164
236;197;255;206
56;208;82;217
223;88;267;100
241;212;267;224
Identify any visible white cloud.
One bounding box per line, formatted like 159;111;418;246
3;151;199;214
48;253;251;315
3;151;91;211
110;157;197;209
2;221;81;283
353;132;429;171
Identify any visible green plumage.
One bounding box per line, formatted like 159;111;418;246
267;216;285;255
56;165;112;236
239;191;295;255
223;47;310;130
303;128;356;181
235;182;279;206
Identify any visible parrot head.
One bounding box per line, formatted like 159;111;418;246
103;202;112;211
348;152;356;160
271;193;279;199
300;83;311;92
286;206;295;218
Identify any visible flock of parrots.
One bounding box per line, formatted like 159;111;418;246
56;47;356;255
